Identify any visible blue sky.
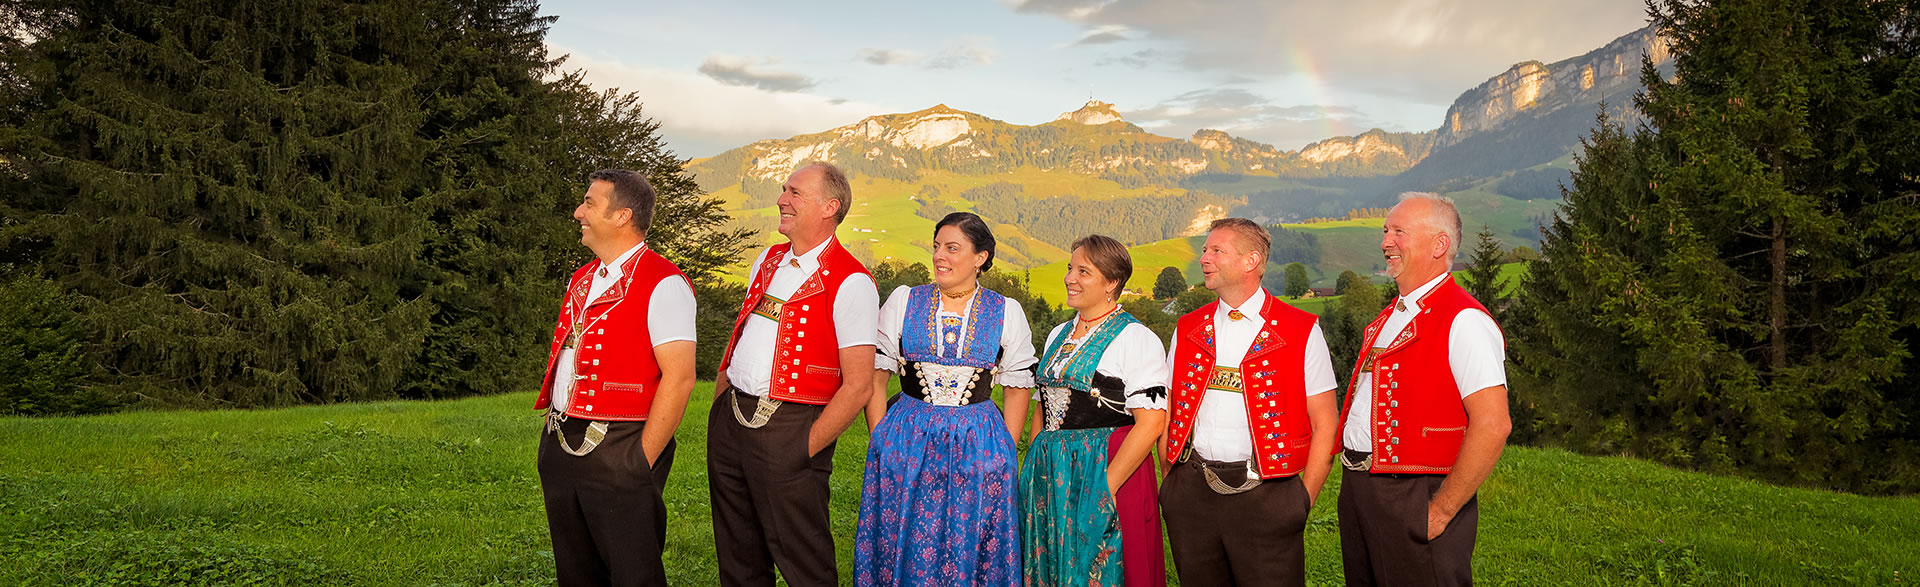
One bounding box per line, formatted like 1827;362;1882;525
541;0;1651;158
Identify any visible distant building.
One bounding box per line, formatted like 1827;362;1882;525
1303;287;1336;299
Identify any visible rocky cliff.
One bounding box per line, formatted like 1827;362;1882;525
1434;25;1673;150
1056;99;1124;125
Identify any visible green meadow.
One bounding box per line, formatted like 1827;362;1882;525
3;384;1915;585
1024;219;1391;305
704;159;1558;305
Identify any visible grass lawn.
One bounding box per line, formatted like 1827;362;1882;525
4;385;1915;585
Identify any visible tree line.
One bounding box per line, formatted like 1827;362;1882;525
949;182;1240;252
1505;0;1920;494
0;0;751;414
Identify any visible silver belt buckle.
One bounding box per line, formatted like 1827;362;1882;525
1195;457;1263;495
547;409;607;457
730;388;782;429
1340;451;1373;472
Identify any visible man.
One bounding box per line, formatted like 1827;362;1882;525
1160;217;1340;586
710;162;878;587
1335;192;1512;586
536;169;699;586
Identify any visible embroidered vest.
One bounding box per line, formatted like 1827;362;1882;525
718;240;873;405
1335;276;1494;474
900;284;1005;369
535;249;688;421
1164;296;1318;479
1036;311;1138;391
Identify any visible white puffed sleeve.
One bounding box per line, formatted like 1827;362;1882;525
995;297;1039;388
873;286;912;373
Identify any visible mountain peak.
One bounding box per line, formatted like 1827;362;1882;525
1057;99;1123;125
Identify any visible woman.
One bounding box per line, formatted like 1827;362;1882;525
854;211;1038;586
1019;234;1170;587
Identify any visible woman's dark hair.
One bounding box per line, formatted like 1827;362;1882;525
933;211;997;273
1069;234;1132;301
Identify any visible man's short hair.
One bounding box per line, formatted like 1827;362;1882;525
1068;234;1133;301
1208;217;1271;266
800;162;854;224
1397;192;1463;261
588;169;656;234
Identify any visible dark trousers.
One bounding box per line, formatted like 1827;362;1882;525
537;417;676;587
1337;467;1478;587
1159;459;1311;586
707;388;838;587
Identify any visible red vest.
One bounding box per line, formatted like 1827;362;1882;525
534;247;689;421
719;239;872;405
1165;295;1319;480
1335;275;1493;474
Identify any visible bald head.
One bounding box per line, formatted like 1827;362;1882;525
1382;192;1463;290
1393;192;1462;261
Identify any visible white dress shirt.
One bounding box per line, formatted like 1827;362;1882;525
550;242;698;411
725;239;879;397
1171;287;1337;462
1341;273;1507;452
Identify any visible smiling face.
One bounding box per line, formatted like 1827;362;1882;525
571;180;630;251
931;224;987;291
1381;198;1449;285
775;166;837;240
1062;245;1120;311
1198;229;1256;293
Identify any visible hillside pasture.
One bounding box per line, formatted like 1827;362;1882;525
1;388;1914;585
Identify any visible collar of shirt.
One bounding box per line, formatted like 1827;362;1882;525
779;237;834;274
596;241;647;282
1213;287;1268;322
1397;273;1450;312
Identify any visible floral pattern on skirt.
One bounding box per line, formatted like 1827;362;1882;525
855;396;1022;586
1019;425;1165;587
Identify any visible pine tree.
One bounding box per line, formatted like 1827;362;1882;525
1152;266;1186;300
1;0;441;408
1461;226;1508;312
1510;0;1920;493
0;0;751;411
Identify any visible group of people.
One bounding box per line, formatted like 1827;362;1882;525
534;162;1512;587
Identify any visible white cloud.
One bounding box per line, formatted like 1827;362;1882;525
855;48;925;66
1073;24;1131;45
1013;0;1649;105
554;46;885;157
696;55;817;92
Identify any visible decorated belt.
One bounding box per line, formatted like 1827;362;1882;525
545;410;608;457
750;293;785;321
1179;446;1262;495
899;379;995;406
728;386;782;429
1206;366;1244;393
1340;449;1374;472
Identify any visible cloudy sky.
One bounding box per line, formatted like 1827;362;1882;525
542;0;1650;158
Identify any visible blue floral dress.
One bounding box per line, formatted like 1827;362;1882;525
855;284;1038;586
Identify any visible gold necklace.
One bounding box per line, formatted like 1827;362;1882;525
941;283;978;299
